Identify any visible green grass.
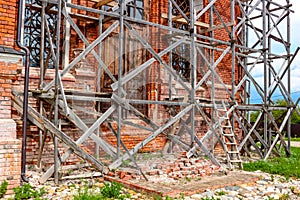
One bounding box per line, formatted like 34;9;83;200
290;137;300;142
284;137;300;142
243;147;300;178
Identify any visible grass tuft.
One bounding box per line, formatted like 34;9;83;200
243;147;300;178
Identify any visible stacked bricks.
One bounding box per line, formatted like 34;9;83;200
106;153;221;181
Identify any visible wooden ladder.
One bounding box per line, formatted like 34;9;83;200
217;101;243;170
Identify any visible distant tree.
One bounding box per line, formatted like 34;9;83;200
250;110;260;123
250;99;300;124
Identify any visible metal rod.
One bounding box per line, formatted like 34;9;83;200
54;0;62;184
117;0;125;158
190;0;195;147
16;0;30;183
287;0;291;151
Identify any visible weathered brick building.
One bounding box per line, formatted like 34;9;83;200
0;0;294;195
0;0;243;188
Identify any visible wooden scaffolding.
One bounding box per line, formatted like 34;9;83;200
13;0;300;183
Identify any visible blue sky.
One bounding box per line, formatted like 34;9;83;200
249;0;300;104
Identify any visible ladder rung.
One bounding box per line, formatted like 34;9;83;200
223;134;234;137
221;116;229;119
225;142;236;145
228;151;239;154
230;159;242;162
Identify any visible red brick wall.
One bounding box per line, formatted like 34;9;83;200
0;0;22;194
0;57;23;119
0;140;21;196
0;0;18;48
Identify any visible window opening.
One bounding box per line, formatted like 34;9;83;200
24;0;57;68
171;0;190;81
127;0;144;19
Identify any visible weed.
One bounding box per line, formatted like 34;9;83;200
186;177;192;182
154;194;162;200
279;194;290;200
179;192;185;200
74;187;102;200
201;197;220;200
271;174;274;182
100;182;122;199
121;159;131;167
216;190;226;196
67;169;74;175
13;183;46;200
279;177;287;183
74;181;127;200
0;180;8;198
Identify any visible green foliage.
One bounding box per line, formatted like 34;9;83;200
244;147;300;178
216;190;226;196
250;99;300;124
250;111;260;123
13;183;46;200
185;177;192;182
201;197;220;200
179;192;185;200
100;182;122;199
73;187;102;200
154;195;162;200
121;159;131;167
73;181;127;200
279;193;290;200
0;180;8;198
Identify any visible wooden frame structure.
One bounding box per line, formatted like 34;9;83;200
13;0;300;183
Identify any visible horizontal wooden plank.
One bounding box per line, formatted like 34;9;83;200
92;0;117;8
161;13;209;28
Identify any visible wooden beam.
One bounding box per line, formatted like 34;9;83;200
199;22;235;34
93;0;116;8
12;94;109;182
161;13;209;28
109;94;193;169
